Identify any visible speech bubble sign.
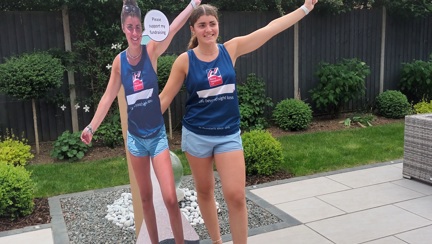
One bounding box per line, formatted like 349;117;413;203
141;10;170;45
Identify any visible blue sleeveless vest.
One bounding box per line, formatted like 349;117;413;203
182;44;240;136
121;46;163;138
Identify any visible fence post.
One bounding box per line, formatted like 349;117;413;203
294;22;300;99
62;5;79;132
379;6;387;93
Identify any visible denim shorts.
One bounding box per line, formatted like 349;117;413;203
181;126;243;158
127;126;168;157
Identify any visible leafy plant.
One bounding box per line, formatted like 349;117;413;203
273;98;312;131
375;90;412;119
399;58;432;103
242;130;283;176
238;73;273;131
310;58;370;118
93;110;123;148
0;129;34;166
341;114;375;128
0;163;35;220
51;131;90;161
413;99;432;114
0;51;65;155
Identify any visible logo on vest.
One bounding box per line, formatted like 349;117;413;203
207;67;223;87
132;71;144;92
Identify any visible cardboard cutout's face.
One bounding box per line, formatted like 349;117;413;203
123;16;142;47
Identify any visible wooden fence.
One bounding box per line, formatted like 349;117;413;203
1;8;432;143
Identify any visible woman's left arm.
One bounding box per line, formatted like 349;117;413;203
225;0;317;62
149;0;201;60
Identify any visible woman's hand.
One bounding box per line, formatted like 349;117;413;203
304;0;318;12
191;0;201;9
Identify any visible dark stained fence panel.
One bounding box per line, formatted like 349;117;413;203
300;9;383;114
0;11;70;143
384;15;432;92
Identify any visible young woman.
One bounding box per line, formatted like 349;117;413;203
159;1;318;243
80;0;201;243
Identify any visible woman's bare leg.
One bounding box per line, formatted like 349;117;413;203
186;153;222;243
129;153;158;244
215;150;247;244
153;149;184;244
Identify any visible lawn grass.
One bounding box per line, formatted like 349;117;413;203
26;150;192;198
26;122;404;198
278;122;405;176
26;157;129;198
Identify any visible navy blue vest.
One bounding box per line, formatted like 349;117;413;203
121;46;163;138
182;44;240;136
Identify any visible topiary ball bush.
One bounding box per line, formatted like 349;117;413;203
241;130;283;176
0;163;35;220
375;90;412;119
273;98;313;131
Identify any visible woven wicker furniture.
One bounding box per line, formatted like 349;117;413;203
403;114;432;185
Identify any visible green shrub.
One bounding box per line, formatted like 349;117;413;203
413;99;432;114
0;163;35;219
157;54;178;91
273;98;312;131
238;73;273;131
375;90;412;119
242;130;283;176
0;51;64;100
310;58;370;118
51;131;90;161
0;130;34;166
399;58;432;103
93;110;123;148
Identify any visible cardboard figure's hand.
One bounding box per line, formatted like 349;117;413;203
81;127;93;145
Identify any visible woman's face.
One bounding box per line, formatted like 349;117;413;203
122;16;142;47
191;14;219;45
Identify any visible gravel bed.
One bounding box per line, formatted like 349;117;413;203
60;175;282;243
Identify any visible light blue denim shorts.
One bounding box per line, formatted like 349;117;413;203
127;126;168;157
181;126;243;158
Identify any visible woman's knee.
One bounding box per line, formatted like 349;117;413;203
224;189;246;208
196;187;215;201
163;194;178;209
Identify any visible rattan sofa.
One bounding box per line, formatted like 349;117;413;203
402;113;432;185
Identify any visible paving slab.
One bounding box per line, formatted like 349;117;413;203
251;177;350;204
0;228;53;244
275;197;345;223
363;236;407;244
396;225;432;244
318;182;424;212
327;164;403;188
395;195;432;221
392;178;432;195
224;225;333;244
306;205;432;244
